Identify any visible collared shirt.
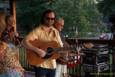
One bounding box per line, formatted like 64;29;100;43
25;24;63;69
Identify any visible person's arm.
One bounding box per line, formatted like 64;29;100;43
21;27;47;58
22;39;46;58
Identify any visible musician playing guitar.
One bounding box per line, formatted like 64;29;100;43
22;9;63;77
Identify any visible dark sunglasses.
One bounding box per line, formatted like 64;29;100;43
45;17;55;20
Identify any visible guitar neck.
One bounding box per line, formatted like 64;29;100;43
53;46;76;52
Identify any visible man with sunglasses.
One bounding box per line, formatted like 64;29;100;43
22;9;63;77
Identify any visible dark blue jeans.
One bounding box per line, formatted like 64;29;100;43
34;66;56;77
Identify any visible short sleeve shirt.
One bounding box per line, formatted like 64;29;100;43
25;24;63;69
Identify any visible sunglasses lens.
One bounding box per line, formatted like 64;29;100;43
46;17;55;20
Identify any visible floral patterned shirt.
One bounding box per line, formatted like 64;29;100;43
0;41;24;76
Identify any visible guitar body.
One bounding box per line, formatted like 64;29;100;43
26;40;60;66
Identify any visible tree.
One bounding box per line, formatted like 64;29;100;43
77;0;108;37
97;0;115;16
16;0;108;38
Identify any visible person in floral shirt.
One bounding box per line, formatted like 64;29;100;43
0;12;24;77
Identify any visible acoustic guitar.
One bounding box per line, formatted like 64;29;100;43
26;40;76;66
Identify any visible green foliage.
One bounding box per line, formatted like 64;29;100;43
97;0;115;16
16;0;108;38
